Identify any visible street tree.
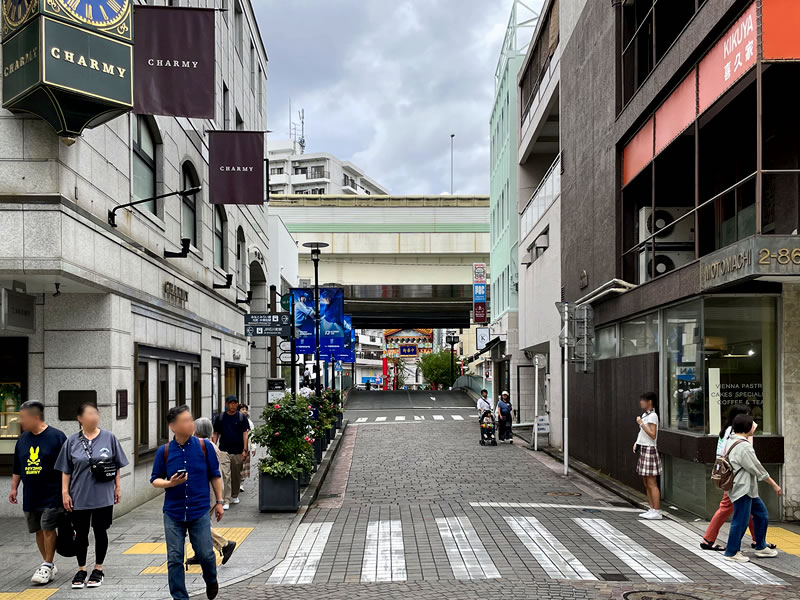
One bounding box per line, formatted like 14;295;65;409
417;350;457;388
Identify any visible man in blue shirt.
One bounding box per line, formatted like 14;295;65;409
151;405;223;600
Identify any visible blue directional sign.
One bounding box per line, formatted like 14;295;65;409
473;283;486;303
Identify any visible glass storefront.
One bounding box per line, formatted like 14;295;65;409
664;300;704;431
620;311;658;356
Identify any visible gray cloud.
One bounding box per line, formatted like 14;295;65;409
255;0;514;195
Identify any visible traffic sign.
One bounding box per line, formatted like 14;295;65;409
245;312;291;337
446;335;459;345
334;361;344;372
280;294;291;311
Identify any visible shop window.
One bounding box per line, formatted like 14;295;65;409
225;365;245;402
135;361;149;453
181;162;199;247
704;297;777;435
212;364;221;417
620;312;658;357
595;326;617;360
176;365;186;406
157;364;169;445
192;366;201;417
236;227;247;290
132;116;158;215
0;338;27;461
664;300;703;432
213;205;227;269
57;390;97;422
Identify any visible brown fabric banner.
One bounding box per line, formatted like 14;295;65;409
209;131;265;205
133;6;215;118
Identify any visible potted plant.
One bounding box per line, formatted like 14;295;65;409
250;393;314;512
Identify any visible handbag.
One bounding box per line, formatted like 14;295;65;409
55;512;76;558
80;435;117;483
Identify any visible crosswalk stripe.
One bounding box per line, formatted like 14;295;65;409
394;416;405;421
642;520;787;586
471;501;640;513
355;417;367;423
414;415;425;420
375;416;387;422
436;516;500;580
574;518;691;583
433;415;445;420
451;415;464;420
361;519;406;582
268;522;333;585
505;516;596;581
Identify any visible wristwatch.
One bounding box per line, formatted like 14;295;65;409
215;500;224;505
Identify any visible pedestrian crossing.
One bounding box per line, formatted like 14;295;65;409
267;513;787;586
352;414;471;424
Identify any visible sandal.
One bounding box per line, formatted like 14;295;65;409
752;542;778;550
700;539;725;552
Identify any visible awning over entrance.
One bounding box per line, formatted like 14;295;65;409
466;336;504;363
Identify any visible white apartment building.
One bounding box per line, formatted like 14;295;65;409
267;139;389;196
0;0;297;516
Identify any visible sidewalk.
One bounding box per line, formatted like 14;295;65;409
0;478;295;599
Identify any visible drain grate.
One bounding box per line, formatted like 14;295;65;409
545;491;582;497
623;593;702;600
600;573;629;581
317;493;341;499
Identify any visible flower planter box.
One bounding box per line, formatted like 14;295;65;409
328;425;336;442
336;412;343;430
313;437;323;464
259;473;300;512
299;470;311;487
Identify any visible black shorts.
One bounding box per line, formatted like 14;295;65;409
71;506;114;531
25;507;63;533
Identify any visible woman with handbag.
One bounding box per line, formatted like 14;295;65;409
56;402;128;589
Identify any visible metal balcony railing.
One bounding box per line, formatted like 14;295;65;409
520;154;561;241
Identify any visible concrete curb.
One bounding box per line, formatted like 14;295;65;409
186;420;349;597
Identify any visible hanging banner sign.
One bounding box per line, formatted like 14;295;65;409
335;315;356;363
291;288;315;354
473;262;488;323
320;288;345;352
133;6;215;118
209;130;265;204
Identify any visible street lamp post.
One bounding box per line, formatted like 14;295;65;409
450;134;455;194
303;242;329;399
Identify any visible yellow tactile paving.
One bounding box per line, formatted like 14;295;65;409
766;527;800;556
0;590;58;600
140;527;254;574
123;542;167;555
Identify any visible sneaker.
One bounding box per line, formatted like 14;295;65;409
725;552;750;563
641;510;663;520
71;569;87;589
221;540;237;565
239;484;245;492
206;580;219;600
86;569;104;588
638;509;653;518
222;503;230;510
185;554;201;566
754;547;779;558
32;564;56;585
231;497;240;504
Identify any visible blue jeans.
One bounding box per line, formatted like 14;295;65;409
724;495;769;557
163;513;217;600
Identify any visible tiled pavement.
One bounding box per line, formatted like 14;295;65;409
224;398;800;600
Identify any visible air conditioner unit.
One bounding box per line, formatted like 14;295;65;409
639;249;695;281
638;207;694;244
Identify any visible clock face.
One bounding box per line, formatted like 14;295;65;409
56;0;129;28
3;0;35;27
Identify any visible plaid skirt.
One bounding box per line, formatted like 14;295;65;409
636;444;662;477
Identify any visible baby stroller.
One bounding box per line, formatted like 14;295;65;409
479;410;497;446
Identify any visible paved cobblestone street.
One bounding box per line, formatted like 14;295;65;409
220;390;800;600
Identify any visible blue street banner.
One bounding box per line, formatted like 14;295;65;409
292;288;315;354
320;288;345;352
473;282;487;303
339;315;356;362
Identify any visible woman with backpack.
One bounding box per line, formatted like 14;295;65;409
723;413;782;563
701;405;761;552
56;402;128;589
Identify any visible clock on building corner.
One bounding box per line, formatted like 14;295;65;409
2;0;37;38
45;0;131;41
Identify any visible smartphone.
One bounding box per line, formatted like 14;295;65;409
175;469;188;477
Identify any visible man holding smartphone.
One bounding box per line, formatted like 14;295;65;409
151;405;224;600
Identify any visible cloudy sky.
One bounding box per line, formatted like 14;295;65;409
254;0;518;195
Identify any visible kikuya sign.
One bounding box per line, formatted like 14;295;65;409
209;131;265;205
133;6;215;118
1;0;133;136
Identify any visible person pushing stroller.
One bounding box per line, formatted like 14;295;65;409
477;389;497;446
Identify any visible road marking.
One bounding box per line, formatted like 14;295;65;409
361;520;406;583
139;528;254;574
642;520;787;586
451;415;464;420
375;416;387;422
394;416;405;421
504;516;597;581
268;522;333;585
574;518;691;583
0;591;58;600
433;415;445;420
355;417;368;423
471;501;640;513
414;415;425;421
764;527;800;557
436;516;500;580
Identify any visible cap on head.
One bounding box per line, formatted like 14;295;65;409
502;391;509;397
225;395;239;405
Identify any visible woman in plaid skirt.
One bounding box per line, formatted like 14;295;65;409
633;391;662;520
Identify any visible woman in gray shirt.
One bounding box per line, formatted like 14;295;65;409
56;402;128;589
723;414;782;563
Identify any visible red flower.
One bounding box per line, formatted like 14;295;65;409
274;404;281;410
274;432;280;436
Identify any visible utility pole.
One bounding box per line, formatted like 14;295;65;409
450;134;455;194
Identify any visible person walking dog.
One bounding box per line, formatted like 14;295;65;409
151;406;224;600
